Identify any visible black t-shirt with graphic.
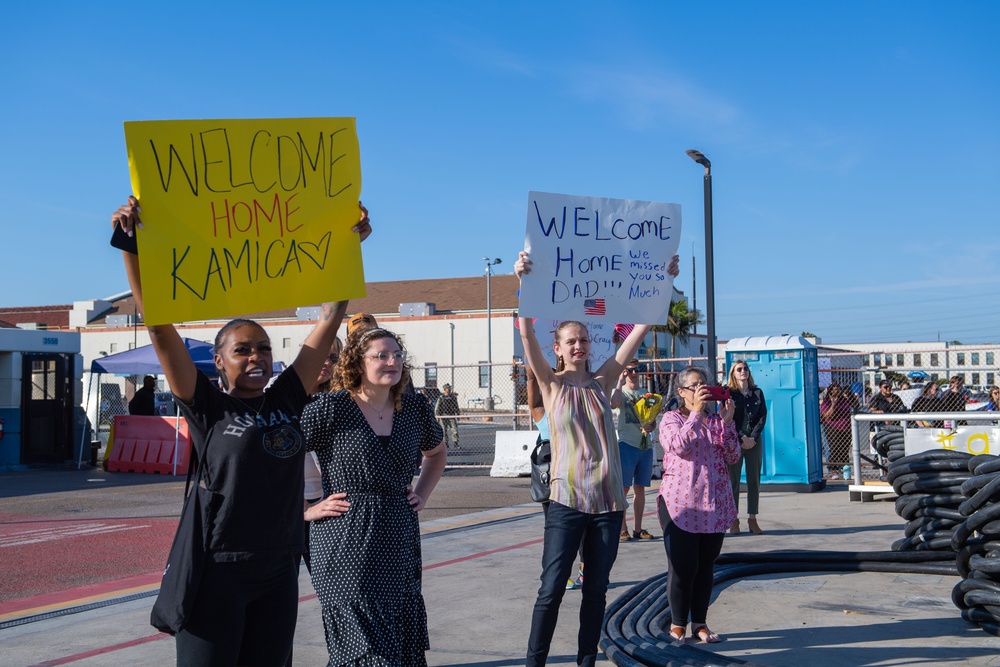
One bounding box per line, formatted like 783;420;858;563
178;370;308;562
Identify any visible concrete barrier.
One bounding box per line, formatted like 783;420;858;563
489;430;537;477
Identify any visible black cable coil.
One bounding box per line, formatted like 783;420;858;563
951;453;1000;636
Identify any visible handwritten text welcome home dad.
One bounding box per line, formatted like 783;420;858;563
520;191;680;325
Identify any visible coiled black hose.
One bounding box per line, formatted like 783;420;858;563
951;453;1000;636
600;551;956;667
887;449;972;553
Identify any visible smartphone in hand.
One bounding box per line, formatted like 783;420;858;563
110;222;138;255
704;386;730;402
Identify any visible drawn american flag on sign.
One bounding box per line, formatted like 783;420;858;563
583;298;606;316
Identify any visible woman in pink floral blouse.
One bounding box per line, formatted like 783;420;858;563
657;365;739;644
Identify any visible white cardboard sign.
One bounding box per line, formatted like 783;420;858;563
904;427;1000;456
518;191;681;324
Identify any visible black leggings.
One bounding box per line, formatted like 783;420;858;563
656;497;724;627
176;556;299;667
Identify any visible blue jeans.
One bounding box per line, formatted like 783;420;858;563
526;501;624;667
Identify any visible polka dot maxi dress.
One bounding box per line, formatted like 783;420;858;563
301;390;443;667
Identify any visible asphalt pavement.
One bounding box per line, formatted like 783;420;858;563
2;466;999;666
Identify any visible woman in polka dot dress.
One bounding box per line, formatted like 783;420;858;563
301;328;446;667
657;365;739;644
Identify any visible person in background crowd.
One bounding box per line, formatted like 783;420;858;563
346;312;378;339
434;383;461;449
940;375;968;413
128;375;157;416
986;386;1000;411
726;361;767;535
302;338;350;574
910;381;943;428
897;380;911;391
611;358;658;542
658;365;739;643
869;380;908;416
819;384;853;476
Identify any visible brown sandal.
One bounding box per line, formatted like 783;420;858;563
747;517;764;535
728;518;740;535
668;625;685;642
693;625;721;643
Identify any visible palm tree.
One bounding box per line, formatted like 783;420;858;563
650;300;704;391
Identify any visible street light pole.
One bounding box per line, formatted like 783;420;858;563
483;257;502;410
686;149;716;381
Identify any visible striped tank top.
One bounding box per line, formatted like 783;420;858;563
548;379;626;514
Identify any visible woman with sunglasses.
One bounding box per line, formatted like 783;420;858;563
658;365;738;643
986;386;1000;411
301;328;446;667
725;361;767;535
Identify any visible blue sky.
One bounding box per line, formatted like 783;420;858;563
2;1;997;344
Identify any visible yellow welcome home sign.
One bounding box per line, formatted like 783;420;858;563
123;117;365;325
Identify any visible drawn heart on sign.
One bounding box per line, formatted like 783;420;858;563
296;231;333;270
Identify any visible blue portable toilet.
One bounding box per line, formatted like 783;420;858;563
725;336;824;492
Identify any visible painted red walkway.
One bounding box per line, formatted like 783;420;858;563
0;513;177;611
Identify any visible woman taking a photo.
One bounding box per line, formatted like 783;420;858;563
726;361;767;535
658;365;739;643
111;196;371;666
301;328;446;667
516;250;679;667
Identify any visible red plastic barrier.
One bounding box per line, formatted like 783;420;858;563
107;416;191;475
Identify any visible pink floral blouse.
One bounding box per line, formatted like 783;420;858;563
658;409;740;534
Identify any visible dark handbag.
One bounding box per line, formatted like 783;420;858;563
150;448;212;635
529;435;551;503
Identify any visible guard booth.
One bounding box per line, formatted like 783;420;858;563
726;336;824;491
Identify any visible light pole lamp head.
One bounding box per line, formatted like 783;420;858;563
686;149;711;172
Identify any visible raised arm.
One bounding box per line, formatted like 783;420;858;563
289;202;372;390
515;251;559;402
112;197;198;403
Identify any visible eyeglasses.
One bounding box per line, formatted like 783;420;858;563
366;351;407;364
679;382;707;392
734;367;749;373
625;367;639;374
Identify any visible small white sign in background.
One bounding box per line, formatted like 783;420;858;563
904;427;1000;456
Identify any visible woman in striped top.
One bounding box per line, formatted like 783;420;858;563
516;250;678;667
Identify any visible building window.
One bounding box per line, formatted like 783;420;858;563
913;354;922;367
987;352;995;365
972;352;980;365
972;373;980;386
862;355;869;367
479;362;489;388
110;343;118;353
988;372;995;386
930;353;939;367
425;363;438;387
958;353;966;366
283;337;291;349
885;355;892;367
874;353;882;366
897;354;904;366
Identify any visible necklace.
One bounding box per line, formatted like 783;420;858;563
230;393;267;417
357;394;393;420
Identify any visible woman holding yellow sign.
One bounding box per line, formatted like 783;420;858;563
111;196;371;667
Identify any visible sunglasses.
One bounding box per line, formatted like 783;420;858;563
626;367;639;374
